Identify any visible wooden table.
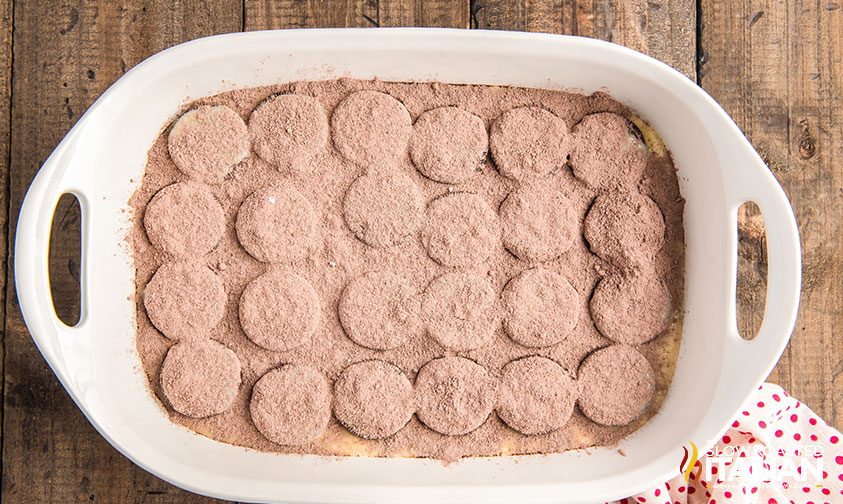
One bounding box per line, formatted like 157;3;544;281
0;1;839;501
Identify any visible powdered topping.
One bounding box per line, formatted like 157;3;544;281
143;261;225;340
331;90;412;166
249;365;331;446
570;112;647;189
422;272;497;352
238;270;320;352
499;181;578;262
338;271;421;350
143;182;225;257
415;357;498;436
132;79;686;460
160;339;241;418
501;268;580;348
421;192;500;268
496;356;579;435
584;190;665;270
333;360;414;439
489;106;569;181
409;106;488;184
590;271;672;345
577;345;655;426
343;173;424;248
167;105;249;183
248;94;328;173
235;185;317;263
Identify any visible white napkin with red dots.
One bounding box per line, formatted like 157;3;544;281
612;384;843;504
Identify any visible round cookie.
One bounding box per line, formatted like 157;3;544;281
343;173;424;248
249;365;331;446
143;262;226;340
333;360;414;439
570;112;647;189
497;356;579;435
235;185;317;263
421;192;499;269
499;183;578;262
415;357;497;436
339;271;420;350
577;345;656;426
589;272;672;345
248;94;329;171
239;270;320;352
160;339;242;418
409;106;488;184
331;90;412;166
143;182;225;257
501;268;580;348
168;105;249;183
489;106;569;181
583;190;665;269
422;272;497;352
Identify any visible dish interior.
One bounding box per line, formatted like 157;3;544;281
130;78;685;460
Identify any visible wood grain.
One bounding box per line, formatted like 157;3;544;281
1;3;241;502
0;0;12;402
245;0;469;29
245;0;378;29
700;0;842;430
472;0;696;78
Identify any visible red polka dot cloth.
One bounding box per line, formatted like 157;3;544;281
611;384;842;504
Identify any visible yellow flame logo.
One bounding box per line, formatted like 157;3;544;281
679;441;702;482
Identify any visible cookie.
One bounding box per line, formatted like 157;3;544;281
143;182;225;257
249;365;331;446
409;106;488;184
333;360;414;439
489;106;569;181
168;105;249;183
415;357;497;436
239;270;320;352
160;339;241;418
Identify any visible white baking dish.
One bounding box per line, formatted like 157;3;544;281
15;29;800;503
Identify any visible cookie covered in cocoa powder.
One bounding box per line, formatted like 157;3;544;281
235;185;317;263
489;106;569;181
160;339;241;418
168;105;250;183
249;365;331;446
248;93;329;173
584;190;665;270
577;345;656;426
415;357;498;436
496;356;579;435
331;90;412;166
143;182;225;258
338;271;421;351
143;261;226;340
333;360;414;440
410;106;488;184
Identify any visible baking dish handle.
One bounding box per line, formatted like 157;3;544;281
720;134;801;389
15;123;92;386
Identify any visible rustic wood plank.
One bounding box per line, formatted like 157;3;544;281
472;0;696;78
700;0;842;430
0;0;12;432
380;0;470;28
245;0;470;30
245;0;378;29
2;3;242;502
